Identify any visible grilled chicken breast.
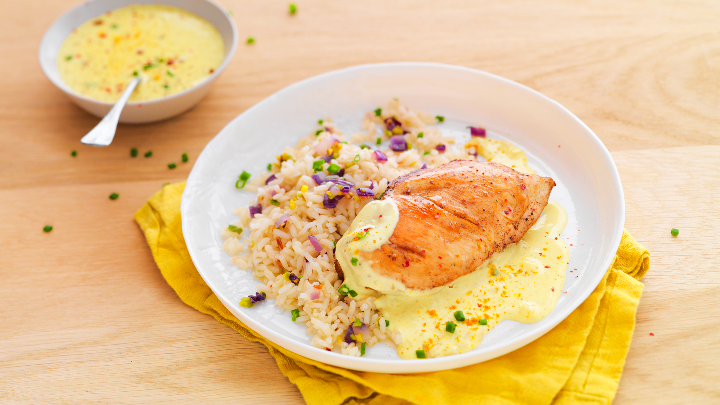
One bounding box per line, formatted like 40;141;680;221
362;160;555;290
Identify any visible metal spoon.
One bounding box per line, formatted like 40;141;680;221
80;77;141;147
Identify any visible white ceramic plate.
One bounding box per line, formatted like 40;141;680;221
181;63;624;373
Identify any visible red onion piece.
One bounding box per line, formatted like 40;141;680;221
249;204;262;218
313;137;339;156
470;126;486;137
421;163;427;170
275;213;290;228
374;150;388;162
389;135;407;152
308;235;322;252
356;188;375;197
265;174;277;185
435;144;446;153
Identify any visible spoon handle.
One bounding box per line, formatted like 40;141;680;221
80;77;141;147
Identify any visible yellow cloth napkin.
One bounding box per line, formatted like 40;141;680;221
135;183;650;405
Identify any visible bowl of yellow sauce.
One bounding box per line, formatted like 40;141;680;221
39;0;237;123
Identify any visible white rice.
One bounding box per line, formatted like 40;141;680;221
223;99;474;356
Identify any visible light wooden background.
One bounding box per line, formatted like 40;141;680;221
2;0;719;403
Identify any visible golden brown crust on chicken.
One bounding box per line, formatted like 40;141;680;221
362;160;555;290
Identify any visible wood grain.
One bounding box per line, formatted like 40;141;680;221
1;0;719;403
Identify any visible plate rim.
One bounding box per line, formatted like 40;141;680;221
181;61;625;373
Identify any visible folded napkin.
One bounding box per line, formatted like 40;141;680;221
135;183;650;405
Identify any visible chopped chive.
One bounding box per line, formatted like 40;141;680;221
351;257;358;266
312;159;325;172
158;58;165;63
453;310;465;322
376;137;382;145
348;289;358;297
111;23;118;29
374;108;382;117
435;115;445;122
163;84;169;89
71;150;77;157
162;182;170;187
181;153;188;163
228;225;243;233
353;319;362;327
360;342;366;356
333;240;337;247
417;132;424;138
423;151;430;156
338;284;350;295
385;320;390;327
416;350;426;359
235;171;251;189
267;163;272;171
240;297;254;308
360;145;370;150
671;228;679;236
315;129;323;136
354;154;361;162
144;151;153;158
109;193;119;200
291;308;300;321
130;148;138;157
43;225;53;233
289;3;297;14
479;318;488;326
445;321;456;333
65;55;73;61
167;70;174;77
327;163;341;174
269;199;280;206
318;119;324;125
143;63;156;70
168;162;176;169
247;37;255;44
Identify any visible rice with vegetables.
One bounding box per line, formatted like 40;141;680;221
222;100;483;356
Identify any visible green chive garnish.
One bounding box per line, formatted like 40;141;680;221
338;284;350;295
479;318;488;326
162;182;170;187
348;289;358;298
181;153;188;163
360;342;366;356
65;55;73;61
360;144;370;150
270;199;280;206
416;350;426;359
351;257;358;266
423;151;430;156
318;119;323;125
453;310;465;322
168;162;176;169
671;228;679;236
236;171;251;188
167;70;174;77
267;163;272;171
374;108;382;117
111;23;118;29
109;193;119;200
289;3;297;14
247;37;255;44
132;70;138;76
144;151;153;158
354;154;361;162
228;225;243;233
376;137;382;145
130;148;138;157
417;132;424;138
315;129;323;136
445;321;456;333
143;63;156;70
71;150;77;157
327;163;341;174
435;115;445;122
291;308;300;321
312;160;325;172
385;320;390;327
163;84;169;89
353;319;362;327
239;297;254;308
43;225;53;233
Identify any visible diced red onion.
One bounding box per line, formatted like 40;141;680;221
265;174;277;185
389;135;407;152
336;168;345;177
275;213;290;228
249;292;266;303
352;323;371;343
309;290;321;301
421;164;427;170
343;327;355;343
321;155;332;163
369;182;374;190
313;137;340;156
435;144;446;153
384;117;403;132
308;235;323;252
289;273;300;285
356;188;375;197
323;193;344;208
249;204;262;218
312;172;328;185
470;126;486;137
374;150;388;162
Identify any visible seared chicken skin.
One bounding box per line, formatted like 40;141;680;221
362;160;555;290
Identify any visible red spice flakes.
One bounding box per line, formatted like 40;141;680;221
325;348;332;351
570;244;573;246
551;287;555;292
504;210;510;215
379;215;382;218
105;87;111;93
98;32;106;39
136;49;144;55
276;237;283;249
313;284;323;290
520;183;526;190
167;59;175;65
420;249;426;254
209;68;215;74
403;260;410;267
93;19;103;25
438;256;442;259
649;333;654;336
544;266;551;268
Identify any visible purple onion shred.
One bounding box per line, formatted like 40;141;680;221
274;213;290;228
384;117;403;132
323;193;345;208
312;172;328;185
356;188;375;197
435;144;446;153
289;273;300;285
421;164;428;170
308;235;323;252
265;174;277;185
374;150;388;163
321;155;333;163
389;135;407;152
249;204;262;218
343;327;355;343
470;126;487;137
336;168;345;177
248;292;266;304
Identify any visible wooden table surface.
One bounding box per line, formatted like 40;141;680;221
2;0;719;403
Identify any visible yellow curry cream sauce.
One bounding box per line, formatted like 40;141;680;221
57;4;225;102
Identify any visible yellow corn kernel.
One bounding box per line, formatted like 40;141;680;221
301;185;308;193
289;200;296;209
392;126;403;135
327;191;335;198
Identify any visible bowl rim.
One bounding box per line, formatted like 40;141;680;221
181;62;626;373
38;0;238;107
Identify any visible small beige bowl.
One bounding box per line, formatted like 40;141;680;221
39;0;237;123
